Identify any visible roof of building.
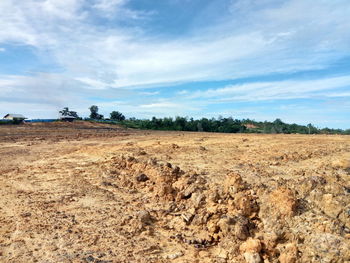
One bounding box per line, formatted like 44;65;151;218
60;115;76;119
4;114;26;119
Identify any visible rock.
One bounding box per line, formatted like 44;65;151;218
305;233;350;262
321;194;342;218
225;173;246;196
147;158;157;165
262;232;278;252
138;150;147;155
209;188;220;203
84;255;96;262
126;156;135;162
215;248;228;259
191;192;205;208
302;176;326;192
234;222;249;240
309;175;326;185
243;252;262;263
207;220;220;234
164;251;183;259
182;184;197;198
181;209;195;224
231;192;258;216
192;212;210;226
279;243;298;263
240;238;262;253
332;159;350;169
199;146;206;151
171;144;180;149
20;212;32;217
136;173;149;182
269;188;297;217
344;186;350;194
216;217;231;236
172;166;181;175
137;210;152;225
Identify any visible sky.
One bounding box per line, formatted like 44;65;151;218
0;0;349;128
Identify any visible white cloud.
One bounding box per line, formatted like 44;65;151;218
184;75;350;102
92;0;148;19
0;0;349;89
139;91;159;96
0;0;350;126
93;0;125;11
140;102;183;109
0;47;5;52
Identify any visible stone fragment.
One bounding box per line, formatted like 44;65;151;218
137;210;152;225
181;209;195;224
209;188;220;203
279;243;298;263
332;159;350;169
182;184;197;198
138;150;147;155
207;220;220;234
136;173;149;182
164;251;183;259
321;194;342;218
191;192;204;208
262;232;278;252
240;238;262;253
243;252;262;263
225;173;245;196
269;188;297;217
235;223;249;240
199;146;206;151
232;192;258;217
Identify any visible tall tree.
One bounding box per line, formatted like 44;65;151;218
89;105;103;119
110;111;125;121
59;107;79;118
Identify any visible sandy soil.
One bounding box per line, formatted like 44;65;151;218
0;122;349;263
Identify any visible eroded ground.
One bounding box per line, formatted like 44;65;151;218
0;122;349;263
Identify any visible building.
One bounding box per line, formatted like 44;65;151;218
3;114;26;122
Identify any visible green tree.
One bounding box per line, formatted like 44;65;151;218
89;105;103;119
59;107;79;118
110;111;125;121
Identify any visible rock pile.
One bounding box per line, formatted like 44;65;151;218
98;153;350;262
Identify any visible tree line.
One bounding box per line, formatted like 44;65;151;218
57;105;349;135
122;116;350;135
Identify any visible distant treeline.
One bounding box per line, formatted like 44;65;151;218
119;117;350;135
81;105;349;134
3;105;348;134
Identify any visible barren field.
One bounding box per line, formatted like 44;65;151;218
0;122;349;263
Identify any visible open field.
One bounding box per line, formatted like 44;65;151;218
0;122;349;262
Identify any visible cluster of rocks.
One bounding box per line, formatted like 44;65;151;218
99;153;350;262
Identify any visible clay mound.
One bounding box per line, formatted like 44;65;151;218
92;153;350;262
96;157;303;261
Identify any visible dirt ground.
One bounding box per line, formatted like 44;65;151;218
0;122;349;263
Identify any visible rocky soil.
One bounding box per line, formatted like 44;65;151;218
0;123;349;262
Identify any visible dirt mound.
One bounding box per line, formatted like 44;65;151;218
94;152;350;262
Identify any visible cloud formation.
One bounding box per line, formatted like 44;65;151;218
0;0;349;127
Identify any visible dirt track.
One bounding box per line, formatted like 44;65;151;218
0;122;349;262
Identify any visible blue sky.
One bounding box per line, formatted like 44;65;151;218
0;0;349;128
